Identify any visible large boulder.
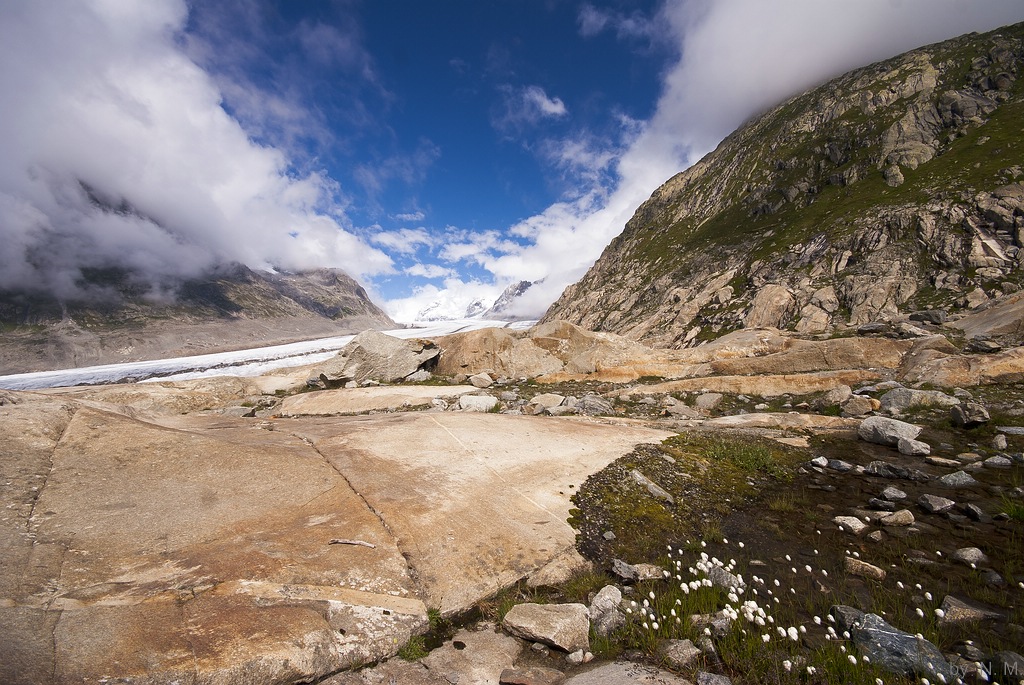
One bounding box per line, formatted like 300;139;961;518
502;603;590;652
318;331;439;383
858;416;922;446
879;388;959;415
588;586;625;637
831;606;956;683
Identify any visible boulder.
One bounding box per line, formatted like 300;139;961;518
918;494;955;514
502;603;590;653
897;438;930;456
658;639;701;670
880;486;907;501
469;372;495;388
842;395;875;417
834;516;869;535
951;547;989;566
939;471;979;488
694;392;724;412
879;388;959;415
879;509;915;526
459;394;499;412
858;416;922;447
983;652;1024;685
865;461;930;481
844;557;886;581
319;331;439;384
577;395;614;416
937;595;1002;626
743;284;796;328
951;402;990;428
528;548;592;589
588;586;625;637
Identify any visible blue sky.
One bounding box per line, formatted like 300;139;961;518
2;1;1023;322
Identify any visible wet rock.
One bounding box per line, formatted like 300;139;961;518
918;494;955;514
502;603;590;653
951;402;990;428
868;498;897;512
858;416;922;447
589;586;625;637
951;547;989;567
962;503;988;522
865;461;930;482
939;470;979;488
897;438;930;456
835;608;956;683
659;639;701;670
845;557;887;581
937;595;1002;626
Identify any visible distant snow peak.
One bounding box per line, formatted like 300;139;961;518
482;280;537;320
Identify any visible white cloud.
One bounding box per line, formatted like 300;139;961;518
523;85;568;118
492;84;569;136
371;227;435;255
0;0;393;300
395;210;426;222
404;263;453;279
577;4;658;42
384;277;502;323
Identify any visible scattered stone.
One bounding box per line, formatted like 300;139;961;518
469;372;495;388
939;471;980;488
951;547;989;567
602;531;616;541
997;426;1024;435
502;603;590;653
694;393;723;412
459;394;499;412
819;384;853;406
984;455;1013;468
810;456;828;468
951;402;990;428
842;395;874;417
834;516;869;535
881;486;907;501
867;530;885;543
845;556;887;580
858;416;922;447
589;586;625;637
706;565;745;591
531;393;566;409
566;650;585;665
838;608;956;683
577;395;614;416
696;672;732;685
689;611;733;638
499;666;566;685
827;459;855;472
867;498;897;512
865;461;930;482
938;595;1003;626
962;503;988;522
993;434;1009;450
925;456;961;468
611;560;663;583
658;639;701;670
858;322;889;334
898;438;930;456
918;494;955;514
630;469;675;504
880;509;915;526
955;452;983;463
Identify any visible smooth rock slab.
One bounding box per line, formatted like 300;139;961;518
500;666;567;685
881;486;907;501
502;603;590;652
280;385;477;415
422;624;522;685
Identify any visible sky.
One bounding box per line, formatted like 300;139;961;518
1;1;1023;322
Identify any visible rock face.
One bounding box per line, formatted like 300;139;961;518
542;24;1024;349
502;603;590;652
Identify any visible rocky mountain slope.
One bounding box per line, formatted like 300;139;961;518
0;264;394;373
544;22;1024;348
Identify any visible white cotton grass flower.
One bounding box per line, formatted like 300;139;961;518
723;538;729;544
738;541;745;548
807;666;817;676
935;609;946;619
782;659;792;672
762;633;771;643
897;581;905;589
777;626;787;638
785;554;792;562
916;608;925;618
876;679;884;685
805;565;812;573
813;616;822;625
821;569;828;577
924;592;932;601
787;626;799;641
652;621;659;630
849;655;858;665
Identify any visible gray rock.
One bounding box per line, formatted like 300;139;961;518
588;586;625;637
939;470;979;488
840;609;955;682
404;369;433;383
963;503;988;522
858;416;922;447
834;516;869;535
984;651;1024;685
865;461;930;482
827;459;855;472
531;393;565;409
918;494;955;514
867;498;897;512
951;547;989;567
694;392;723;411
925;456;961;468
910;310;948;324
706;565;745;591
842;395;875;417
984;455;1013;468
696;673;732;685
881;486;907;501
610;558;638;582
502;603;590;653
879;388;959;415
937;595;1002;626
469;372;495;388
658;639;701;670
951;402;990;428
690;611;733;638
630;469;674;504
897;438;930;456
319;331;440;384
820;384;853;406
577;395;614;416
966;338;1003;354
858;322;889;334
459;394;499;412
993;434;1008;450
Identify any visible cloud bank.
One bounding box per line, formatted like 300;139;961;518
422;0;1024;321
0;0;392;301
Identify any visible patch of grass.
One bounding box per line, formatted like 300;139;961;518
560;569;614;604
397;635;429;661
1000;495;1024;522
